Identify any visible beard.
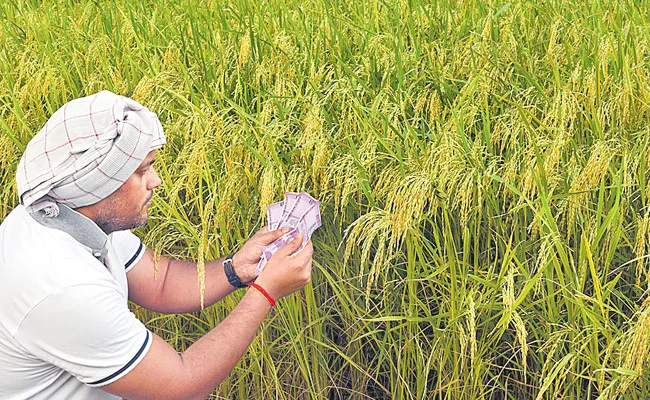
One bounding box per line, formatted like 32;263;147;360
93;192;151;234
96;212;148;234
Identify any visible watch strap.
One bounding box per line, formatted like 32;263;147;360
223;254;247;288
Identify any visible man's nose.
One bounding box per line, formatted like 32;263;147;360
148;168;162;190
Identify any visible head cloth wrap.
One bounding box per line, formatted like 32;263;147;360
16;90;166;217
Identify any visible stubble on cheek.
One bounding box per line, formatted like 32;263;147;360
94;196;149;234
96;211;148;233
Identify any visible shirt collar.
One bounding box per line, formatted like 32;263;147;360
29;204;108;262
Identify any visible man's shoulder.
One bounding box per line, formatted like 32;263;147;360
0;205;110;279
1;205;81;259
0;204;28;227
0;206;121;334
0;205;43;258
1;204;54;238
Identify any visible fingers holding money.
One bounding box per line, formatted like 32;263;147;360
257;192;321;273
275;232;314;258
256;235;313;300
254;226;290;245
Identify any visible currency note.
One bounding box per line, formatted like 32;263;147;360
259;192;322;273
267;201;284;231
301;206;322;237
277;194;316;230
277;192;300;228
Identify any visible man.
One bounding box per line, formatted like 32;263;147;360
0;91;313;399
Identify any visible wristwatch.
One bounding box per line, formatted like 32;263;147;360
223;254;247;289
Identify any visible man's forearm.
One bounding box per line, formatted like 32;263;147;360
152;257;236;313
129;228;290;313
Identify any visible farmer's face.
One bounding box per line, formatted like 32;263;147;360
93;150;162;233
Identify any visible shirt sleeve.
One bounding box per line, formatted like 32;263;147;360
13;284;152;387
111;230;145;273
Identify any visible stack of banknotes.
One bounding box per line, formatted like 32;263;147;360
256;192;322;273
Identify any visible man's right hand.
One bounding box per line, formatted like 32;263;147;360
254;233;313;301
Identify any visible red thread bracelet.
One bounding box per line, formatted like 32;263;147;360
248;283;276;307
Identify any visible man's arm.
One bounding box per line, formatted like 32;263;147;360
127;228;290;313
103;236;313;400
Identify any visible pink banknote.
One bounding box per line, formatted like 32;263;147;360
257;192;322;273
267;201;284;230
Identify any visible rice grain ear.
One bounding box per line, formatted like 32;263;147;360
467;293;477;370
238;34;251;67
0;134;20;217
566;139;620;237
503;267;528;377
259;166;278;216
634;212;650;287
616;297;650;396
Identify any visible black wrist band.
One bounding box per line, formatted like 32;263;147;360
223;254;247;289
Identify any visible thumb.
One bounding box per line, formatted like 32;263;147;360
275;233;304;257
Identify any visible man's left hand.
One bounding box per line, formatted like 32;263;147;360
232;227;290;283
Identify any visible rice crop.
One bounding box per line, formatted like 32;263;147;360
2;0;650;398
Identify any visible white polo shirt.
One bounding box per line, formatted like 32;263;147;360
0;204;150;399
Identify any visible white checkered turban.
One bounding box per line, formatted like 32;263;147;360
16;91;166;217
